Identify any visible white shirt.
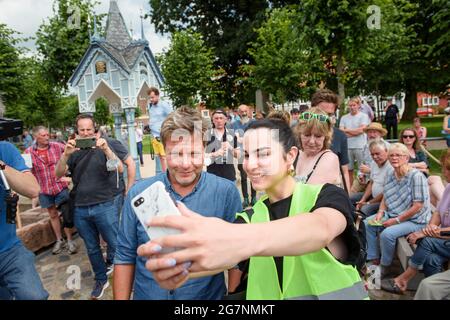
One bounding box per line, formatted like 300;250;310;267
135;128;143;143
370;161;393;198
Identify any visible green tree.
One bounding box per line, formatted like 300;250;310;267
159;30;217;107
248;8;324;106
148;0;298;106
353;0;449;120
35;0;103;90
0;24;24;108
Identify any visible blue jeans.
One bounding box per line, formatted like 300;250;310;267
155;156;162;175
137;141;144;165
74;194;122;282
349;192;380;218
0;243;48;300
364;214;425;266
409;237;450;277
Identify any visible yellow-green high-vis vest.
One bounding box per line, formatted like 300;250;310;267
236;183;369;300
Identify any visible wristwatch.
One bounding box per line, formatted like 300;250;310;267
395;217;401;224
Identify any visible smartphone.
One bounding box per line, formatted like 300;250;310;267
132;181;181;253
75;137;96;149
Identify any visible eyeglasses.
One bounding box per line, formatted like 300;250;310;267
389;154;407;158
402;135;415;139
299;112;330;123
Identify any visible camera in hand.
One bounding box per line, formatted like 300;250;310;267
0;118;23;140
5;192;19;224
75;137;96;149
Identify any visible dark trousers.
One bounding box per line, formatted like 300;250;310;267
238;164;256;200
385;120;398;140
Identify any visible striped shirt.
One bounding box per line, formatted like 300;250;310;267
383;168;431;224
25;142;68;196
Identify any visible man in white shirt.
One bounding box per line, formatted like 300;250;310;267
340;97;370;186
350;140;392;217
135;125;144;166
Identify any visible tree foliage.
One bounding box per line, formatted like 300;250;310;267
36;0;103;91
0;24;24;108
159;30;218;107
148;0;298;106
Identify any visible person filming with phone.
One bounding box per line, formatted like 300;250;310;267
55;114;129;299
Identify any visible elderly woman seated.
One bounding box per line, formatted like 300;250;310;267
364;143;432;277
294;107;342;187
382;149;450;294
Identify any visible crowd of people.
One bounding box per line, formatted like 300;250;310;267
0;87;448;300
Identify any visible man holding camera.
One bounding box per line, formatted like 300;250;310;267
25;126;77;255
0;140;48;300
55;114;128;299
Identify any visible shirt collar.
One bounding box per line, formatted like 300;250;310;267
163;171;205;199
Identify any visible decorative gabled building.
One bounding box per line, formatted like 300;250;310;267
68;0;164;179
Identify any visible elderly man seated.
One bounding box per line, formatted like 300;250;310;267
350;140;392;218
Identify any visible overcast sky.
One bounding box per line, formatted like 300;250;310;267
0;0;170;55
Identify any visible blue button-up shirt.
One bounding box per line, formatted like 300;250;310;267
383;168;431;224
147;100;173;137
0;142;29;253
115;171;242;300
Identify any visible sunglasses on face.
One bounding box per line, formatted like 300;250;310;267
402;135;415;139
299;112;330;123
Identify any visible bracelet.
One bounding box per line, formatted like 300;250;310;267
395;217;401;224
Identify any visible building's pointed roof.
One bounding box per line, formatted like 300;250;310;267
105;0;132;50
69;0;164;87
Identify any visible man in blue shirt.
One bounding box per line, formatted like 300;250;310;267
147;87;173;175
113;107;242;300
0;141;48;300
22;130;33;149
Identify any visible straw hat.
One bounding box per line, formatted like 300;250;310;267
364;122;388;136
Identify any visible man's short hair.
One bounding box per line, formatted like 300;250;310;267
32;126;47;136
147;87;160;96
311;89;339;109
290;108;299;115
160;106;209;146
75;114;97;131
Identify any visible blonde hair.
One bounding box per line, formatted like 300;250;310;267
348;97;361;105
160;106;209;146
295;107;333;151
388;143;410;157
267;110;291;125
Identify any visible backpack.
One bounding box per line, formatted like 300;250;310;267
352;209;368;274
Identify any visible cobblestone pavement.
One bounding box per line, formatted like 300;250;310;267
36;236;114;300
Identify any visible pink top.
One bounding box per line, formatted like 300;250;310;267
437;184;450;228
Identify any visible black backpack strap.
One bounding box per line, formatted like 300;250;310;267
305;151;331;183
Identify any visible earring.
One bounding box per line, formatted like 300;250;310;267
288;166;296;177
